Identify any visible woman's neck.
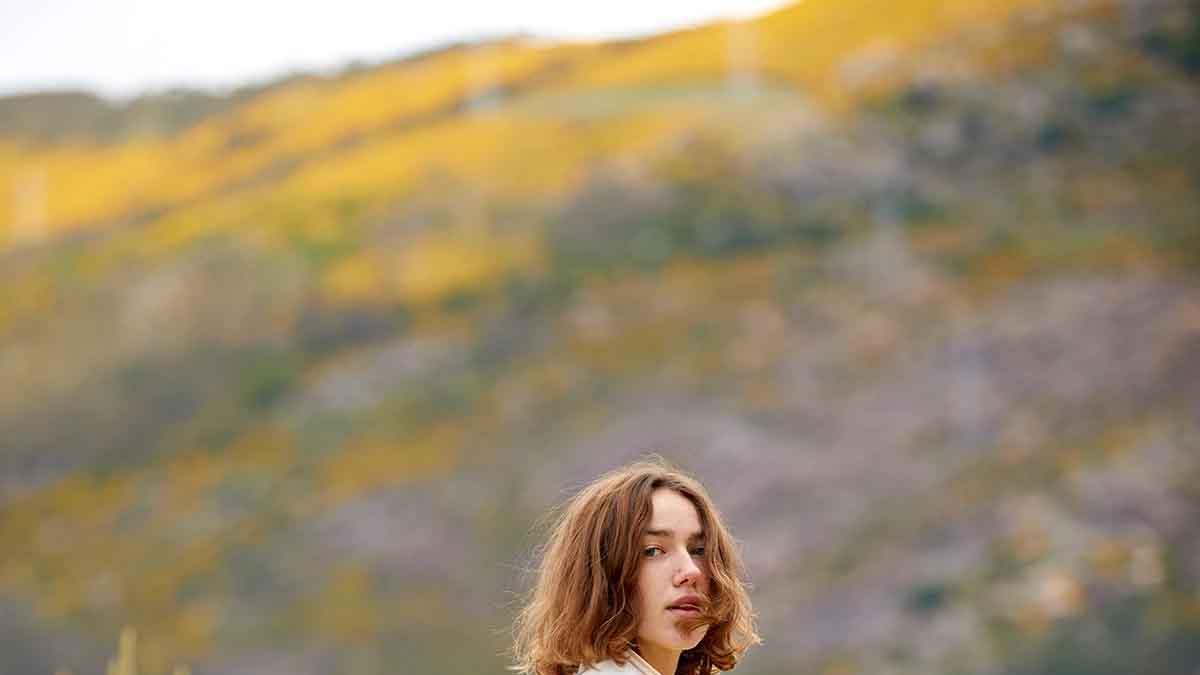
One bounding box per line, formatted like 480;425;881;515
633;642;679;675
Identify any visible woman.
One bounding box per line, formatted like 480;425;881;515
511;456;760;675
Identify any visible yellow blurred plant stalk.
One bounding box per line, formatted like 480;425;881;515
53;627;190;675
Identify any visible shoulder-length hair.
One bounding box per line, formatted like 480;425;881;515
510;455;760;675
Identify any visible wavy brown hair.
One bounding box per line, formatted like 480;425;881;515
510;456;760;675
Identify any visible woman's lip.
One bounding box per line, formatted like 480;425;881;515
668;606;701;616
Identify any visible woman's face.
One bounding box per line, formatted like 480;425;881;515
634;488;711;659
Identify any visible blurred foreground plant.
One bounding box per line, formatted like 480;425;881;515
52;627;190;675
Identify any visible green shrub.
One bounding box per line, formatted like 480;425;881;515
1087;85;1139;119
295;303;408;357
548;154;844;276
904;581;952;615
237;347;300;411
1142;11;1200;75
998;593;1200;675
1036;121;1076;153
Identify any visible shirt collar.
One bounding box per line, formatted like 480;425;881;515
624;649;665;675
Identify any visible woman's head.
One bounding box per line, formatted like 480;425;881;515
511;456;760;675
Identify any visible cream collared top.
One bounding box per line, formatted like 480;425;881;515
578;649;664;675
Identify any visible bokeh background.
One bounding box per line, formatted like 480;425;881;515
2;0;1200;673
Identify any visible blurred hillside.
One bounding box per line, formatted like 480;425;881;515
1;0;1199;673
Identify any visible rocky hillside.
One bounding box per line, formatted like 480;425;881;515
1;0;1198;673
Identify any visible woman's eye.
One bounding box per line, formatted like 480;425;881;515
643;546;663;558
690;547;706;557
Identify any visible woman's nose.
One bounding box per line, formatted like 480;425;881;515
675;554;702;586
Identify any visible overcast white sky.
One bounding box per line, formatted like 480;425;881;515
1;0;791;100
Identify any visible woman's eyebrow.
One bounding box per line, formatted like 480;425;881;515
644;528;705;541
